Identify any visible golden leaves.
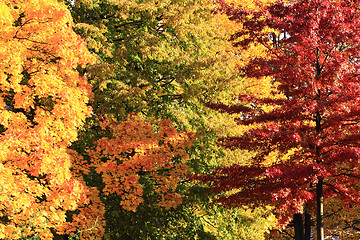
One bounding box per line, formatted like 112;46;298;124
0;2;13;36
0;0;94;238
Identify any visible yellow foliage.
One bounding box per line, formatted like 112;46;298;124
196;204;277;240
0;0;94;238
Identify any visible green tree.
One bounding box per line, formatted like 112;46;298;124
65;0;277;239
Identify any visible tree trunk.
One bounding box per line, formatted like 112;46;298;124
304;211;311;240
294;213;305;240
316;178;324;240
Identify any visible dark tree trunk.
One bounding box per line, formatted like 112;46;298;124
304;211;311;240
294;213;305;240
293;211;311;240
316;178;324;240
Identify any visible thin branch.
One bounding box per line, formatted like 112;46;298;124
332;172;360;179
15;37;47;45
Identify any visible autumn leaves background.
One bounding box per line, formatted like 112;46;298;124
0;0;359;239
0;0;275;239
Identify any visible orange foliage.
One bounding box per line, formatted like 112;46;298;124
57;152;106;239
0;0;94;238
76;116;195;212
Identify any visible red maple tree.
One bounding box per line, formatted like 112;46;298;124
194;0;360;239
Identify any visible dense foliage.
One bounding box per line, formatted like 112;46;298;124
0;0;94;238
193;0;360;239
2;0;359;239
66;0;277;239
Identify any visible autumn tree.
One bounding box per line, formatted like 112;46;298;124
69;116;201;239
65;0;278;238
193;0;360;240
68;0;238;121
0;0;97;239
65;0;251;238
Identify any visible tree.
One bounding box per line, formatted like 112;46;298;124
86;116;195;212
70;116;197;239
69;0;238;121
193;0;360;239
66;0;278;238
0;0;94;239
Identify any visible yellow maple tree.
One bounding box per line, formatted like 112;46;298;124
0;0;96;238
